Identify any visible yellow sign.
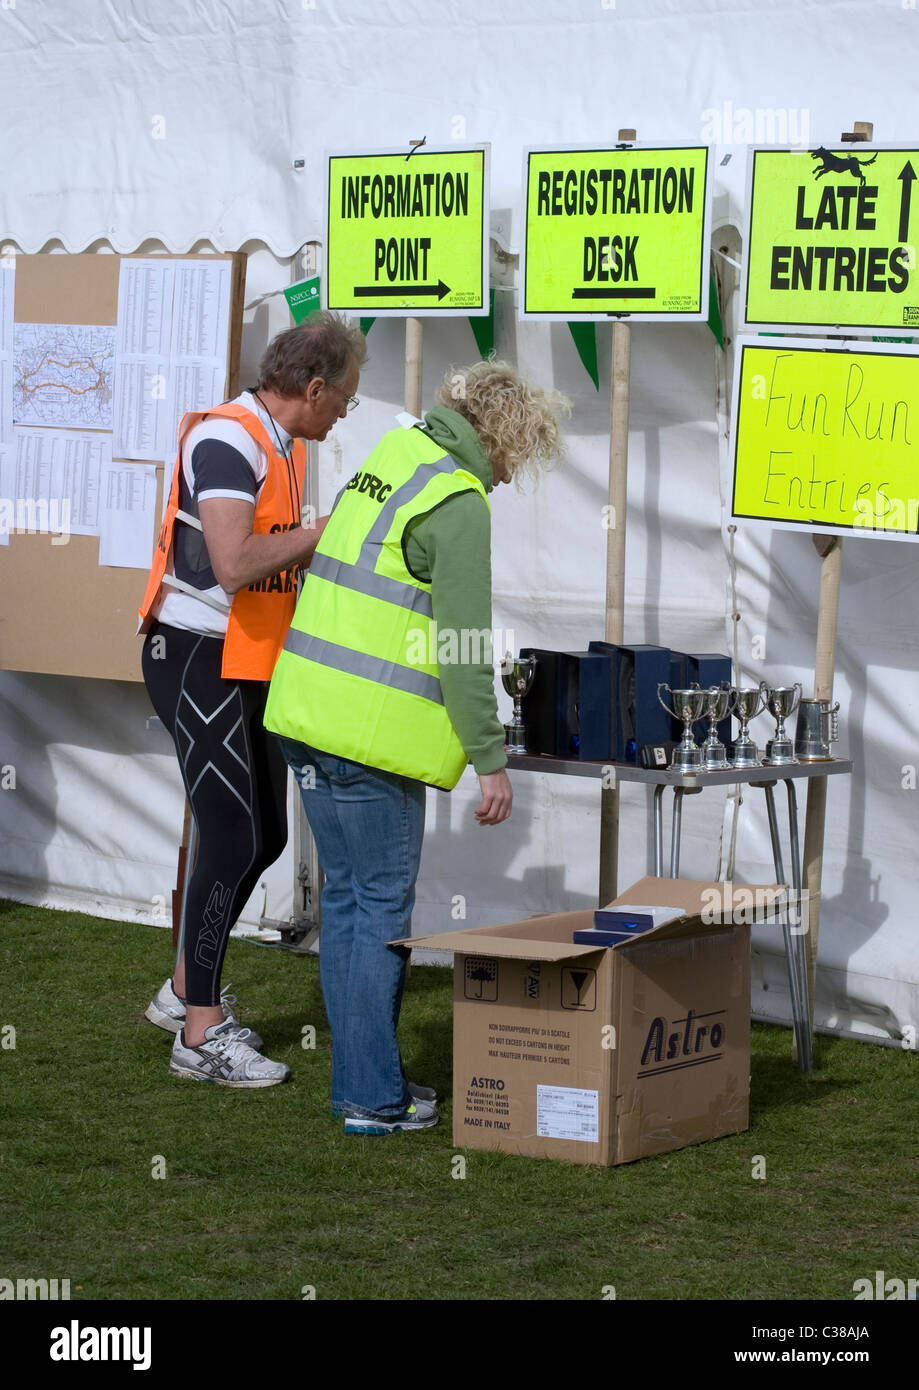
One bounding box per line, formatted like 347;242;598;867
522;146;710;320
326;149;487;315
744;147;919;332
731;339;919;539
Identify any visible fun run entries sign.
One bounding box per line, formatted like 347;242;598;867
325;147;488;316
742;146;919;334
520;145;711;321
730;337;919;542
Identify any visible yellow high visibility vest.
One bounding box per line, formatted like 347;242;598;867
264;423;490;790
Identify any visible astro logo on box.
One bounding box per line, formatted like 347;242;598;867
637;1008;725;1077
464;958;498;1001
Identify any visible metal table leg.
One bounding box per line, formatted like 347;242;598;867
653;783;665;877
760;780;811;1073
785;779;812;1071
671;787;684;877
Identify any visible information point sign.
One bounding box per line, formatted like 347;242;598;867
742;146;919;333
326;148;488;316
730;337;919;542
521;145;710;321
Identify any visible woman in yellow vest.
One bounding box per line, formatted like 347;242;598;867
139;313;366;1087
265;360;569;1131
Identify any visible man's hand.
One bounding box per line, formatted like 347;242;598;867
475;769;512;826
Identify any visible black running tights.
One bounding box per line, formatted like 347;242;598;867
142;621;288;1006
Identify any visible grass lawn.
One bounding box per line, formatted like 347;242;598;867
1;898;917;1302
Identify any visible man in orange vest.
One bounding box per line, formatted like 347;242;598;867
139;311;366;1087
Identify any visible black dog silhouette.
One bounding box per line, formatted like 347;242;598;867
810;147;879;185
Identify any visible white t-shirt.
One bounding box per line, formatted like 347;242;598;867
154;391;295;637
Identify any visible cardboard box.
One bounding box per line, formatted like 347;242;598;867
406;878;780;1166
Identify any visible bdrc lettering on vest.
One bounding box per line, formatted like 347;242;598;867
345;470;393;503
248;523;300;594
638;1009;726;1076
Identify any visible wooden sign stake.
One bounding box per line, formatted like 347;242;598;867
405;317;423;417
799;120;872;1045
598;128;637;907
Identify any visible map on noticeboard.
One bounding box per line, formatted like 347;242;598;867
521;145;711;321
325;147;489;316
13;322;115;430
742;146;919;333
730;337;919;542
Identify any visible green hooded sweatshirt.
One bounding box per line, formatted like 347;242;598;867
402;405;507;776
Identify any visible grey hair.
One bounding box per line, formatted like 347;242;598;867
257;311;367;396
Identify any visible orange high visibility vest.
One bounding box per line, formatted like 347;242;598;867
138;402;306;681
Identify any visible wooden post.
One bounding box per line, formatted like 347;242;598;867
799;121;870;1038
405;318;423;416
598;133;636;905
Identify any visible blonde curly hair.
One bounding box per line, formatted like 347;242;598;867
435;358;570;487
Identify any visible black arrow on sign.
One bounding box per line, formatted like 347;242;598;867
572;287;656;300
898;162;916;243
354;280;451;300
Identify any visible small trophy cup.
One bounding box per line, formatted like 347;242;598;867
732;686;767;768
501;652;537;754
657;684;706;771
761;682;802;765
700;685;736;770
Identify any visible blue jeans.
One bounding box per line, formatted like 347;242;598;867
280;739;427;1119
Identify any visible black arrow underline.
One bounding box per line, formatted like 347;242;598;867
571;287;657;299
354;281;450;299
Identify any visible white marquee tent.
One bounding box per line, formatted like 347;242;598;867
1;0;916;1047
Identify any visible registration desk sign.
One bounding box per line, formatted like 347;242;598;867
742;147;919;333
325;147;488;315
730;337;919;541
521;145;711;320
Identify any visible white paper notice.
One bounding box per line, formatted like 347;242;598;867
98;460;157;569
536;1085;599;1143
114;259;175;461
0;450;12;543
0;260;16;445
117;259;175;358
11;427;106;537
160;360;226;470
170;259;232;361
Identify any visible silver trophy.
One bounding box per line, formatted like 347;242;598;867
794;698;840;761
761;682;802;765
700;685;736;770
501;652;537;755
657;684;706;771
732;686;768;768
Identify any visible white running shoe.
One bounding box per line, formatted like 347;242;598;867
169;1022;289;1088
145;979;264;1051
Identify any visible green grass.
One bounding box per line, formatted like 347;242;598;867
0;898;917;1301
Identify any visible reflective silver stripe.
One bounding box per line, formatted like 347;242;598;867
175;508;203;532
359;456;456;563
309;552;433;616
283;629;444;705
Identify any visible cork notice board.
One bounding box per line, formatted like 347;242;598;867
0;252;245;681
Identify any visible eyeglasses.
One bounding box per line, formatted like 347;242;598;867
327;383;360;412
